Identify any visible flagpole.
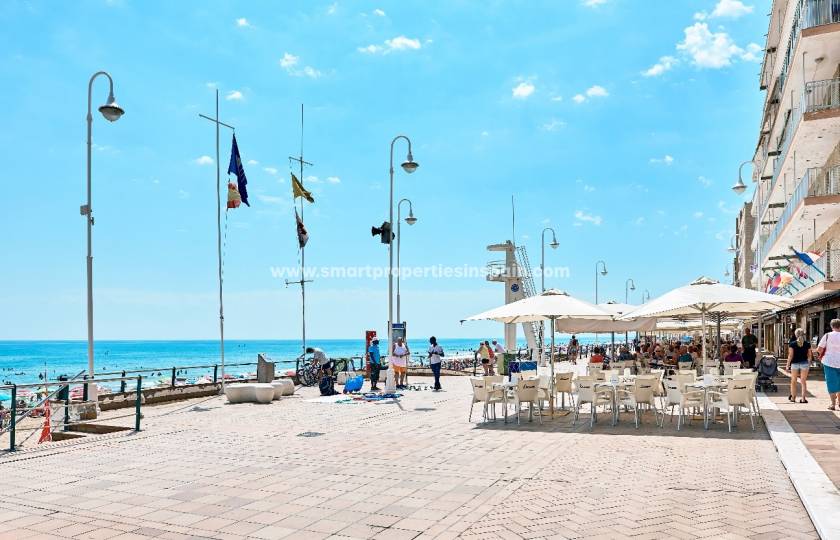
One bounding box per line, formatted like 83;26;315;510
287;104;314;365
199;89;235;394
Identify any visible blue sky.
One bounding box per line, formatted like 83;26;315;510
0;0;766;340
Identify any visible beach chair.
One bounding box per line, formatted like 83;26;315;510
573;376;611;429
469;378;503;422
512;379;542;424
709;379;755;432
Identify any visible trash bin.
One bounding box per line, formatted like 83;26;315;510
57;375;70;402
502;353;516;376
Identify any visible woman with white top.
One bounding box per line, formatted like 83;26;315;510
816;318;840;411
391;337;410;390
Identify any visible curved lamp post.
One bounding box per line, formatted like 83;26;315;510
625;278;636;304
733;160;752;194
594;260;608;304
396;198;417;323
83;71;125;379
388;136;418;354
643;289;651;303
728;233;740;253
538;227;559;362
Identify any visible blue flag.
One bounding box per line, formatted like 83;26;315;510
227;134;249;207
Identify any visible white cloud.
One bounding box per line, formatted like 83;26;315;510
279;52;298;68
586;85;608;97
326;176;341;184
583;184;596;192
583;0;607;6
633;217;645;226
512;81;535;99
305;175;321;184
279;53;321;78
693;211;704;219
373;8;385;16
194;155;213;166
225;90;244;101
741;43;762;62
574;210;603;226
711;0;753;18
649;155;674;165
263;167;278;175
247;159;259;166
572;85;608;103
718;200;738;214
327;2;337;15
698;175;712;187
236;18;251;27
358;36;421;54
258;194;286;205
694;11;708;21
541;119;565;131
550;95;563;102
481;130;489;137
178;189;190;199
642;56;678;77
205;82;217;89
677;22;743;69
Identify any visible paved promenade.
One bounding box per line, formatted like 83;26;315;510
0;376;818;539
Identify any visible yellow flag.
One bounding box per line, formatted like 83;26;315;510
291;173;314;203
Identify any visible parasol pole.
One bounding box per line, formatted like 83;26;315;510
550;316;556;416
701;306;707;365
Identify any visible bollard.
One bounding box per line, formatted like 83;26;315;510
64;383;70;432
171;367;176;388
9;385;16;452
82;375;89;402
120;371;126;393
213;364;218;384
135;376;142;431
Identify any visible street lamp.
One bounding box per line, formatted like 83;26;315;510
728;233;740;253
625;278;636;304
594;260;608;304
540;228;559;292
388;135;418;354
83;71;124;380
733;160;752;194
396;198;417;323
642;289;650;303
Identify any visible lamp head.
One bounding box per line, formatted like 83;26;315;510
732;178;747;195
630;283;636;291
401;151;418;174
405;211;417;225
98;94;124;122
600;269;608;276
550;240;559;249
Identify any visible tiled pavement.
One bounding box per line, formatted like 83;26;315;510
0;376;819;539
766;371;840;491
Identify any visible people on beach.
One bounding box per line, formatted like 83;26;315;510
485;341;496;375
306;346;332;376
742;328;758;369
368;338;382;392
787;328;811;404
492;340;505;358
391;337;410;390
428;337;444;391
817;319;840;411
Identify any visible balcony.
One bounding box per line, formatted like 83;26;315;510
778;0;840;96
761;165;840;261
789;249;840;300
757;77;840;223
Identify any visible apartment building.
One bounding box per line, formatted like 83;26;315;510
733;202;755;288
746;0;840;354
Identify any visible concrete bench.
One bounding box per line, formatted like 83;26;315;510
271;379;295;398
225;383;275;404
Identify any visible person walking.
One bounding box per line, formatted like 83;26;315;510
477;341;491;376
428;336;444;391
817;319;840;411
568;335;579;363
368;338;382;392
786;328;811;404
392;336;410;390
741;328;758;369
485;341;496;376
493;340;504;375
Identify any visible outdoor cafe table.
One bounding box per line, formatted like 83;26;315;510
491;380;518;424
595;377;635;426
685;376;732;430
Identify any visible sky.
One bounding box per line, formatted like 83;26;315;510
0;0;767;340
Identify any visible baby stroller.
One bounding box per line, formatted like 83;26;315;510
755;355;778;393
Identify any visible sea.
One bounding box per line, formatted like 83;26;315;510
0;336;607;402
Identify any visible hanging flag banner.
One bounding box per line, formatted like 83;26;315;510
228;134;250;206
792;248;825;277
291;173;314;203
295;209;309;248
227;182;242;209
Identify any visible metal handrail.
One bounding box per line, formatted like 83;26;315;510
805;78;840;114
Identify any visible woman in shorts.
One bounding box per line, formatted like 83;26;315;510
786;328;812;403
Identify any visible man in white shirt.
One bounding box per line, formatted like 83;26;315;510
428;336;444;391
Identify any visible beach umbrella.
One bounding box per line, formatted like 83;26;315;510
464;289;613;415
619;277;793;363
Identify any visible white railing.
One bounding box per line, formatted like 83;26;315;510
805;78;840;114
762;166;840;258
